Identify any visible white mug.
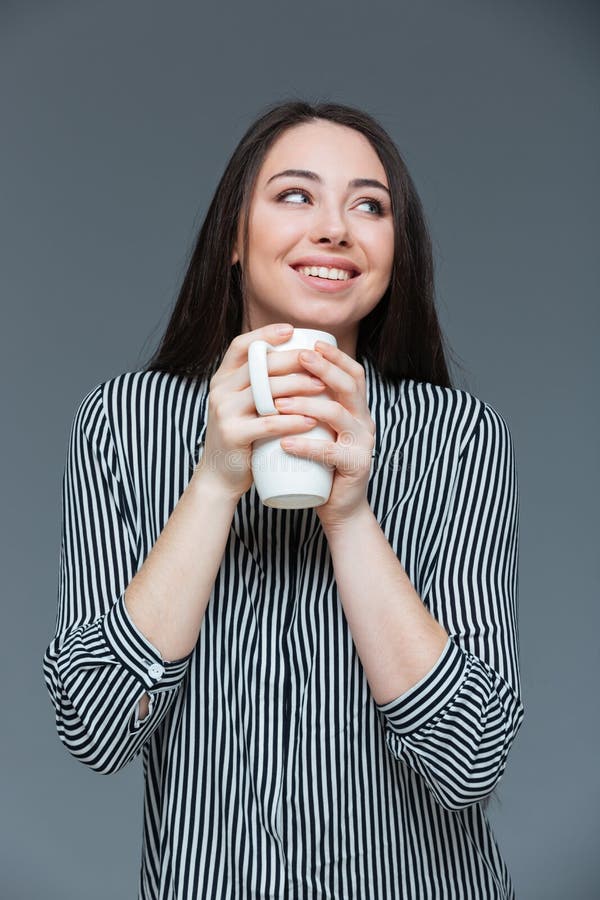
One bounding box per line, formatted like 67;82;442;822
247;328;338;509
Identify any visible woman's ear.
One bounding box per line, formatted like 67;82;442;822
232;215;244;266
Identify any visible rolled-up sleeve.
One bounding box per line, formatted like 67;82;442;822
376;402;525;811
43;384;193;774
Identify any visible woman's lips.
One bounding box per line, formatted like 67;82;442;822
289;266;361;293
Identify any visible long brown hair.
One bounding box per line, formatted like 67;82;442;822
142;98;462;388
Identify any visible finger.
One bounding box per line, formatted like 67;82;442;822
280;435;374;472
313;341;367;381
243;348;319;384
212;374;326;426
296;349;367;418
218;350;322;396
217;323;294;376
214;347;311;399
275;396;375;454
279;436;336;462
273;394;355;434
257;373;326;400
238;412;320;447
274;396;376;462
201;412;319;476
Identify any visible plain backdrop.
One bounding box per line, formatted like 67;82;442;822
2;1;598;897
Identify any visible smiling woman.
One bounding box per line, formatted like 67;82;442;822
43;98;524;900
233;119;397;360
138;100;457;386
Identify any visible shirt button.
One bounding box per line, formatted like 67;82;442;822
147;662;164;680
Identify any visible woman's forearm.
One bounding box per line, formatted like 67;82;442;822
323;502;449;706
124;465;239;718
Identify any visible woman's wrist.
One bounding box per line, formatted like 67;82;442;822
319;498;373;541
189;459;245;507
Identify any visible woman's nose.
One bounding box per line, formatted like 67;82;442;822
308;202;352;245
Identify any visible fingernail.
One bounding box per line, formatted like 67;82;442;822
277;324;293;334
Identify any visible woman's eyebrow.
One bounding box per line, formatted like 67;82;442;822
265;168;390;195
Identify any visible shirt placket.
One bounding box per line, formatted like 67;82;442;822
275;507;301;871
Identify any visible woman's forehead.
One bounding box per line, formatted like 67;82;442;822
258;121;387;185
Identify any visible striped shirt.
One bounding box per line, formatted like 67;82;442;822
43;354;524;899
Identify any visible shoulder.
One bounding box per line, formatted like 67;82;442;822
70;369;208;442
406;381;513;455
395;375;514;456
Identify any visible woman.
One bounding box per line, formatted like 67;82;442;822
43;99;524;899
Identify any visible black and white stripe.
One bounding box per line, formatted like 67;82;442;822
43;355;524;899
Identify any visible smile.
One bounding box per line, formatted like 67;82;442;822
289;265;361;293
296;265;353;281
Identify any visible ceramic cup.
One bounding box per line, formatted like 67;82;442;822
247;328;337;509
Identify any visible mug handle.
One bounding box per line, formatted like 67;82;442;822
248;340;278;415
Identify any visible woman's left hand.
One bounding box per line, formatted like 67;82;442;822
274;341;376;529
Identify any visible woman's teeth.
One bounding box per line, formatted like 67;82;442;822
296;266;352;281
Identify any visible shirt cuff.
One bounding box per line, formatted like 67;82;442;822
102;593;193;693
374;637;470;736
130;692;156;731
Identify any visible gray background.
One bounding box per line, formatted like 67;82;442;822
2;0;598;897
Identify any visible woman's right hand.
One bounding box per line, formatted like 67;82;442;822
192;323;327;501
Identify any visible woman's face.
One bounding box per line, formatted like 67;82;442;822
232;120;395;359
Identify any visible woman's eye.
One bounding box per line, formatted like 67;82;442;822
357;199;384;215
278;189;310;204
276;189;384;216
